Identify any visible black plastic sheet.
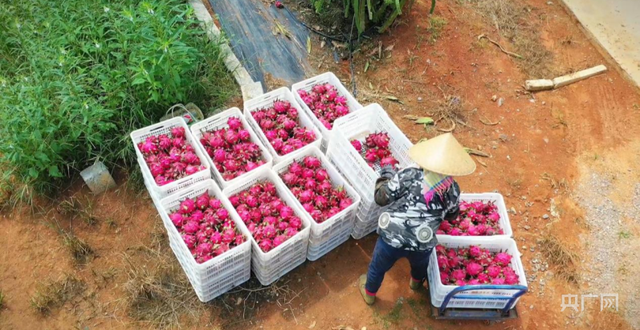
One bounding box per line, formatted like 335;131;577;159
209;0;311;88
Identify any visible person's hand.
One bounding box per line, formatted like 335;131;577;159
378;164;396;179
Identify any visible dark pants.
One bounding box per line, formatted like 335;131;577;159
365;237;433;296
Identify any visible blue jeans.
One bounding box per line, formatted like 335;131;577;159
365;237;433;295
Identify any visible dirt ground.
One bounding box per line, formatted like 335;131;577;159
1;0;640;329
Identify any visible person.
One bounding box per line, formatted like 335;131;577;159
359;133;476;305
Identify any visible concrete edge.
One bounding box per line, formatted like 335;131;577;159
189;0;264;100
557;0;639;89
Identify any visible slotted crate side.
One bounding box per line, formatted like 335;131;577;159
222;169;311;286
291;72;363;150
243;87;322;163
272;146;360;246
427;236;528;309
307;226;352;261
169;238;251;302
251;246;308;286
157;179;252;287
190;107;274;189
131;117;211;199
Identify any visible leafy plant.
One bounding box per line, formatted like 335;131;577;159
0;0;237;202
311;0;415;35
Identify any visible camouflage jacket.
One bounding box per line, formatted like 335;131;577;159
374;166;460;251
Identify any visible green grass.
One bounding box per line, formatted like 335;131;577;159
0;290;5;310
0;0;237;205
618;231;632;239
426;16;447;43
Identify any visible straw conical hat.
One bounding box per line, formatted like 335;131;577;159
408;133;476;176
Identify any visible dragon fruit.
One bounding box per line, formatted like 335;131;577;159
436;245;519;286
279;156;354;224
297;83;351;129
137;127;205;186
439;200;504;236
200;116;265;182
168;192;245;264
229;180;303;252
251;100;317;156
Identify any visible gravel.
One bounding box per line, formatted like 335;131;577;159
574;171;640;328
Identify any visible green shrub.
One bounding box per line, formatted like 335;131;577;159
0;0;237;199
311;0;416;35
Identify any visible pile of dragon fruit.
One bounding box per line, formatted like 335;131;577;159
199;116;266;181
297;83;350;130
229;181;303;252
137;127;206;186
350;132;399;169
251;100;317;156
437;201;504;236
436;245;519;286
169;193;245;264
280;156;354;224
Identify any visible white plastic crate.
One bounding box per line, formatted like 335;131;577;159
157;179;252;301
131;117;211;199
427;236;528;309
291;72;363;151
190;107;273;189
351;210;381;239
272;147;360;259
327;103;414;199
307;225;351;261
244;87;322;163
222;169;311;286
436;193;513;239
169;237;250;302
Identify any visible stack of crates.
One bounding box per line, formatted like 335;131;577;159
326;104;414;239
272;147;361;261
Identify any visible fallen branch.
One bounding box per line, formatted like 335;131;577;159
437;119;456;132
477;34;523;59
464;147;490;157
479;116;500;126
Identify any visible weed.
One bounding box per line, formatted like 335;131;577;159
618;231;632;239
57;196;97;226
123;226;204;328
469;0;554;78
376;297;404;328
63;232;95;265
430;87;467;129
31;274;85;315
0;290;4;310
106;218;117;229
541;236;579;285
426;16;447;43
507;176;524;191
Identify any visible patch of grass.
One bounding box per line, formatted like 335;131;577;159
57;196;97;226
426;16;447;43
123;239;203;327
618;231;632;239
30;274;85;315
470;0;554;78
377;297;404;328
63;232;95;265
541;236;579;285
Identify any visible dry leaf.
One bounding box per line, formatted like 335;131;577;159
384;44;395;52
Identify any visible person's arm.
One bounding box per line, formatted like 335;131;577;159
443;181;461;220
374;166;409;206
